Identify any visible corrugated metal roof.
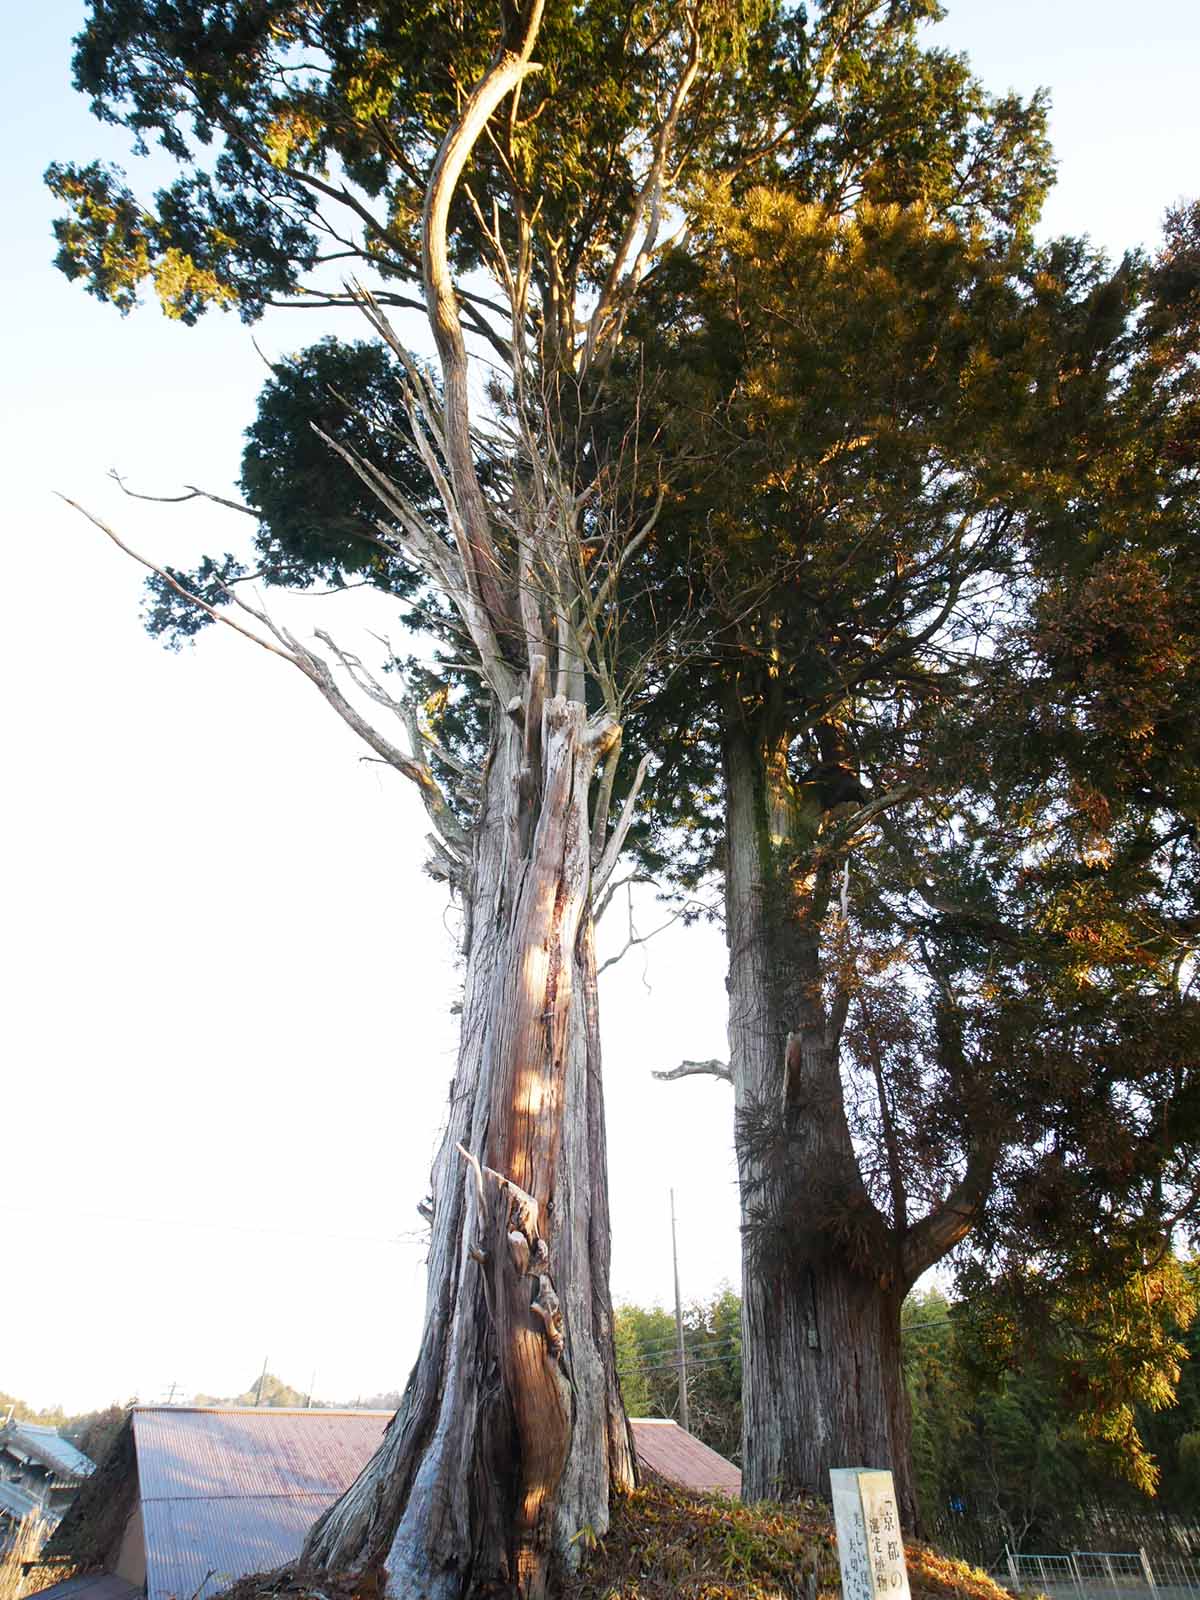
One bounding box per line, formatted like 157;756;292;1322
130;1409;393;1600
1;1424;95;1483
132;1409;390;1502
142;1495;335;1600
30;1575;141;1600
629;1419;742;1496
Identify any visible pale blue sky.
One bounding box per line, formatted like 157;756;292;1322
2;0;1197;1412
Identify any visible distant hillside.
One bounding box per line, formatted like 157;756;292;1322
192;1374;402;1411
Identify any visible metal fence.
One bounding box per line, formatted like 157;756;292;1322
1005;1549;1200;1599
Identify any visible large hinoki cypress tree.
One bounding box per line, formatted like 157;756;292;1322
631;192;1057;1519
634;197;1200;1517
609;25;1057;1506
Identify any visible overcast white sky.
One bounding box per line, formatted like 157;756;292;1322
2;0;1197;1414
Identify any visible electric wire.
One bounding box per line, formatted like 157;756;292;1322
616;1317;956;1382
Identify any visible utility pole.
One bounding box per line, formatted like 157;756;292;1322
306;1370;316;1410
670;1188;690;1434
254;1356;269;1407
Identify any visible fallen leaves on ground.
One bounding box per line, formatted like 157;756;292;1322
566;1474;1016;1600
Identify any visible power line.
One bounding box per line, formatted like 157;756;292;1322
621;1331;742;1363
621;1341;742;1374
620;1351;741;1378
619;1318;956;1382
619;1323;741;1358
621;1315;953;1367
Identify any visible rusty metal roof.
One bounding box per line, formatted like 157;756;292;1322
628;1419;742;1497
132;1408;391;1501
141;1495;338;1600
130;1408;393;1600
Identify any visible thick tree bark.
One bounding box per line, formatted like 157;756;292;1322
303;704;635;1599
724;725;918;1525
740;1247;912;1520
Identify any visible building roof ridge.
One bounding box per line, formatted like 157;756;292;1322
133;1406;394;1417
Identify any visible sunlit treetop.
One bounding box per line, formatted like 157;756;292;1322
612;186;1093;885
46;0;1051;343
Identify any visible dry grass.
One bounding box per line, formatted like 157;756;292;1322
564;1476;839;1599
0;1519;64;1600
565;1476;1017;1600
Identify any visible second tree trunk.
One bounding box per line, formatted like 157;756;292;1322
724;725;918;1525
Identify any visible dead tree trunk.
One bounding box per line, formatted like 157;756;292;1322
303;704;635;1598
291;10;677;1582
723;723;919;1523
73;504;644;1594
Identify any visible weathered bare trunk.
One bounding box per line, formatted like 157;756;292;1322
303;702;635;1599
724;725;917;1525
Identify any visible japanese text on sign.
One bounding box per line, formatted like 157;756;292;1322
829;1469;911;1600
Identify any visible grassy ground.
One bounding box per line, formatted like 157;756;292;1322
565;1477;1015;1600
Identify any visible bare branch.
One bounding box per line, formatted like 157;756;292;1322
310;427;499;692
589;731;622;867
456;1141;486;1210
822;782;923;850
652;1059;732;1084
349;282;450;459
62;496;470;872
856;990;908;1234
525;652;547;777
596;873;698;976
824;984;853;1054
59;496;295;664
592;751;651;899
311;424;441;561
290;631;469;860
575;485;666;673
582;11;702;370
311;628;471;850
592;486;664;616
421;14;545;643
109;470;259;518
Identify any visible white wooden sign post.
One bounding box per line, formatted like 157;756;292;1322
830;1469;911;1600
